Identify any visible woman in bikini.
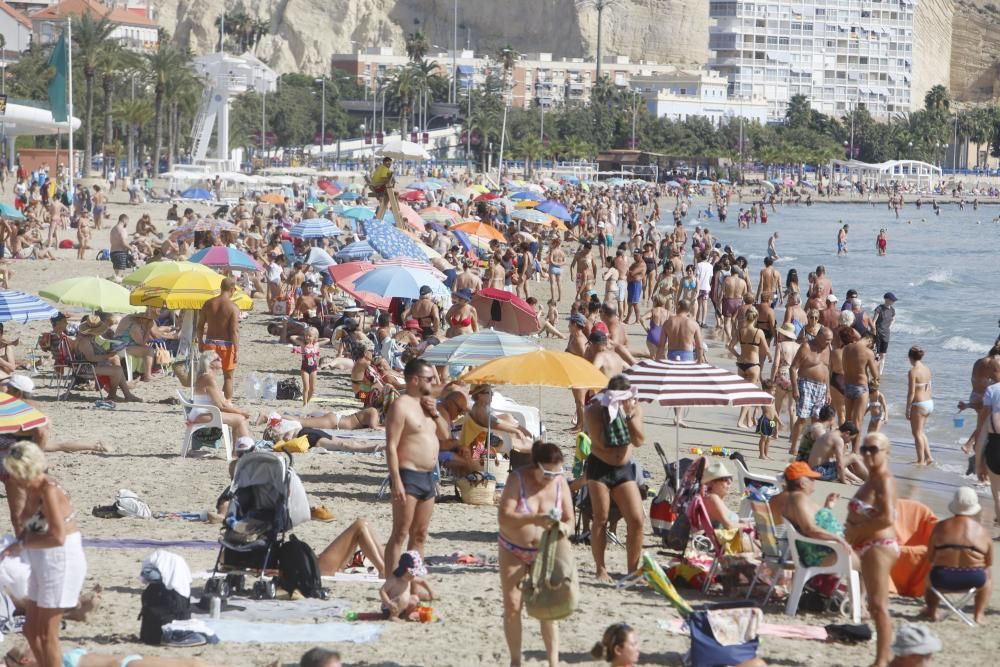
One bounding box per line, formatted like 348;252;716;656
443;288;478;338
906;346;934;466
845;432;898;667
497;441;574;667
728;307;771;429
771;323;800;439
641;294;671;360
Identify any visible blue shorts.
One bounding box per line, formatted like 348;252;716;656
668;349;695;362
605;234;614;248
627;280;642;305
321;272;333;286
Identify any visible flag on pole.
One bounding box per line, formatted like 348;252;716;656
47;33;68;123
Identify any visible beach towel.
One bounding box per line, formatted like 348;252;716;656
659;618;828;641
214;597;349;622
890;499;937;597
202;619;381;644
140;550;193;599
317;429;386;441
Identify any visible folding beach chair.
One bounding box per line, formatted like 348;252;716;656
745;498;791;606
927;585;978;626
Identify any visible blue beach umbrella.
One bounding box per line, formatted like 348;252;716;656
189;246;261;272
290;219;341;239
362;220;428;261
180;187;213;201
718;178;731;184
0;290;59;323
0;203;25;221
304;247;337;271
535;200;572;222
341;207;375;220
511;209;551;224
509;191;539;201
354;265;446;300
335;240;375;262
335;191;361;201
421;329;541;366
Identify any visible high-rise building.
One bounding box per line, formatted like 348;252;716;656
708;0;916;122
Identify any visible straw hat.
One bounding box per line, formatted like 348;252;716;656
948;486;981;516
702;460;733;485
77;315;107;336
776;323;797;340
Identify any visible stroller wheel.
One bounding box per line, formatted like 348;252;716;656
826;592;848;616
691;534;714;554
226;573;245;596
265;578;278;600
203;578;221;596
251;580;266;600
218;580;231;599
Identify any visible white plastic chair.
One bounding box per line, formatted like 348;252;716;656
176;390;233;461
784;521;861;623
732;458;778;518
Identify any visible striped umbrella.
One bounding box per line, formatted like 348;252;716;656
624;359;773;486
0;290;59;323
421;329;541;366
327;262;391;310
334;240;375;262
290;218;342;239
354;265;447;300
169;219;239;242
418;207;462;226
189;246;262;273
377;257;445;279
0;392;48;433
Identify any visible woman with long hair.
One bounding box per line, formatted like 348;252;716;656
906;346;934;465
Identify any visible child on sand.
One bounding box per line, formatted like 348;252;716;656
755;379;778;459
291;327;328;406
526;297;565;339
379;551;434;621
864;381;888;434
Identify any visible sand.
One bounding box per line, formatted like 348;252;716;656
2;185;996;667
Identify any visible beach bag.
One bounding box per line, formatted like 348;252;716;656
603;407;631;448
273;435;310;454
687;604;761;667
649;481;676;539
115;489;152;519
277;534;325;599
276;378;302;401
523;523;578;621
138;582;191;645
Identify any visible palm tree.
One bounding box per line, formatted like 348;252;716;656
785;94;811;128
71;13;116;175
115;98;153;178
250;18;270;53
576;0;621;81
95;44;141;175
8;46;51;100
405;30;430;63
164;61;201;169
145;31;183;174
924;85;950;114
495;45;519;94
516;136;544;177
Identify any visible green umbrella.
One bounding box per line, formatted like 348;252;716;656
122;260;216;287
40;277;143;314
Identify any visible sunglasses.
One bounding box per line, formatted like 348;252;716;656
537;464;564;478
415;374;436;381
859;446;883;456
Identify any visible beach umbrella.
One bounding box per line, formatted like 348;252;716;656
329;261;374;285
379;137;430;161
399;189;426;202
535;200;572;222
341;207;375;221
123;260;216;287
665;180;681;187
304;247;337;271
623;359;773;487
606;177;627;186
40;277;143;314
0;290;59;323
130;272;253;310
0;392;48;434
421;329;541;366
334;240;375;262
327;262;391;310
474;192;498;201
718;178;731;184
511;209;554;225
418;207;462;226
259;192;286;204
699;179;714;185
451;221;507;243
0;203;25;221
317;179;341;196
353;265;446;300
471;288;540;335
169;219;239;242
409;181;444;191
336;191;361;201
384;203;426;232
426;221;446;233
180;187;213;201
290;219;342;239
377;257;445;279
461;350;607;390
189;246;262;273
362;220;428;261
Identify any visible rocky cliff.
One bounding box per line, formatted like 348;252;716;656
152;0;710;74
950;0;1000;102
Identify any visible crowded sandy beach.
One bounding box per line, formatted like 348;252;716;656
0;163;994;667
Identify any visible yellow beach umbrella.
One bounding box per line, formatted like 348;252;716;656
461;350;608;389
122;260;217;287
40;277;143;314
130;271;253;310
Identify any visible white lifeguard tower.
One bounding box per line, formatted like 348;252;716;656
189;51;277;170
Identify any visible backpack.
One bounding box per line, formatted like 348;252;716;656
276;378;302;401
115;489;152;519
138;582;190;645
523;522;578;621
277;534;325;599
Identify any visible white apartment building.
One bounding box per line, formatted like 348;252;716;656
708;0;915;122
633;69;769;125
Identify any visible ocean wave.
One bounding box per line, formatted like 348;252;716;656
892;321;939;336
908;269;954;287
941;336;989;354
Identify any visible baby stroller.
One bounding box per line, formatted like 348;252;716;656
202;450;310;600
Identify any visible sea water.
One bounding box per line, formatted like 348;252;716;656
679;200;999;512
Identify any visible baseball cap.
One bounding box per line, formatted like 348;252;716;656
589;330;608;344
783;461;822;481
883;292;897;302
419;285;433;296
826;294;838;302
592;321;609;335
455;287;473;301
403;319;421;331
2;374;34;395
568;313;587;326
393;550;427;578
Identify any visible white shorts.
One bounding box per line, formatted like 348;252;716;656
26;531;86;609
617;280;627;302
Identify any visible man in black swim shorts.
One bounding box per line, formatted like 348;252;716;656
383;359;448;579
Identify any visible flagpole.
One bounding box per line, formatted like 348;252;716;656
66;17;74;192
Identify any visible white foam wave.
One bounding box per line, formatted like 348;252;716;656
941;336;988;354
908;269;954;287
892;321;939;336
775;255;796;263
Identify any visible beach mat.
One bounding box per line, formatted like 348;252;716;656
84;538;218;550
658;618;828;641
203;619;381;644
318;429;386;440
219;597;349;622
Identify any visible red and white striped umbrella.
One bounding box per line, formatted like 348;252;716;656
624;360;773;407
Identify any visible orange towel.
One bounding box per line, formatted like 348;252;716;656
890;499;938;597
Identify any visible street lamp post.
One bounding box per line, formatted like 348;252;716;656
631;90;640;149
451;0;458;104
315;77;326;165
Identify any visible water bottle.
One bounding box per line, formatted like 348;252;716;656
245;371;261;400
209;595;221;619
263;374;278;401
